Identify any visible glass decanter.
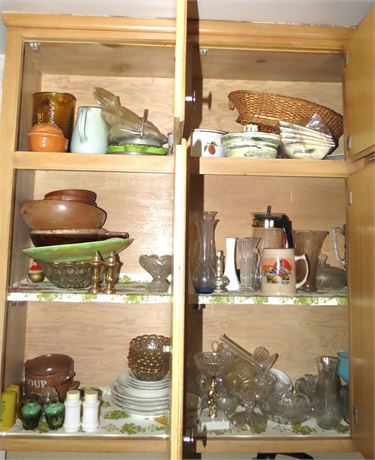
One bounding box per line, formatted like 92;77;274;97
313;355;342;429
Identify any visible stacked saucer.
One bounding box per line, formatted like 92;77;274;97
279;121;337;160
112;370;169;416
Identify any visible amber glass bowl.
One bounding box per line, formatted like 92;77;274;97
127;334;171;381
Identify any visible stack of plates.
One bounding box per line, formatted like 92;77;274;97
279;121;337;160
111;370;170;416
222;131;281;158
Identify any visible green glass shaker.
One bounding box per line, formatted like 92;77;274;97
44;401;65;430
20;399;42;430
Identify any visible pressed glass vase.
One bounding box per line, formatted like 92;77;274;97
192;211;218;294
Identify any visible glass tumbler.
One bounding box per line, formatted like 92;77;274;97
32;92;76;140
237;237;260;292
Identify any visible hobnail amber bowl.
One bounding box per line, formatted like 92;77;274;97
127;334;171;381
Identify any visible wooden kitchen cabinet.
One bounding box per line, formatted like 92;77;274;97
0;8;187;459
344;6;375;160
0;4;373;460
183;6;374;459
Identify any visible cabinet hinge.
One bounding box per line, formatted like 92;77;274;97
29;42;40;51
345;135;352;151
347;191;353;206
343;52;349;67
352;406;358;424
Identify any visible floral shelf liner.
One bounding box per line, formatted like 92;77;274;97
4;389;349;439
198;290;348;306
8;278;347;306
5;388;169;438
8;278;172;304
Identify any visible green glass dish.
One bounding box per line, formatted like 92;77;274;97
23;237;133;263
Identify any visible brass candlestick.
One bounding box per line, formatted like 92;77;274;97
207;376;219;419
104;252;118;294
214;250;230;293
89;251;103;294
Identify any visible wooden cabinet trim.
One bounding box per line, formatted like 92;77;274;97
188;19;354;52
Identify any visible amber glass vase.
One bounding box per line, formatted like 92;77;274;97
32;92;76;140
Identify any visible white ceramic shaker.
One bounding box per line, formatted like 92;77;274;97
82;389;100;433
63;390;82;433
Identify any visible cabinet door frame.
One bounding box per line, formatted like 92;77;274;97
344;5;375;160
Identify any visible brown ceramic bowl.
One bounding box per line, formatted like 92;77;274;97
25;353;74;376
20;199;107;230
44;195;97;206
30;229;130;247
44;189;97;203
28;132;68;152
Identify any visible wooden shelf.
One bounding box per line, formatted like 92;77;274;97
196;437;354;454
14;152;175;174
196;158;348;178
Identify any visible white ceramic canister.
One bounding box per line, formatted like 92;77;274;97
191;129;226;157
71;106;108;154
81;389;100;433
63;389;82;433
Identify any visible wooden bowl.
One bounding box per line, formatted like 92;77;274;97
20;199;107;230
44;194;97;206
44;189;97;203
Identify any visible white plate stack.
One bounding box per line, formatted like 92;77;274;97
111;370;170;416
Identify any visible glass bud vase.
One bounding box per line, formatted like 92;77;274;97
192;211;218;294
313;355;342;430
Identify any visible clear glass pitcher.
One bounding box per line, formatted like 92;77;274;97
331;226;346;266
313;355;342;429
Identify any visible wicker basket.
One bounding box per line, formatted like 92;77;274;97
228;90;343;141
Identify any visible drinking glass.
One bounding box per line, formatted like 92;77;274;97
237;237;260;292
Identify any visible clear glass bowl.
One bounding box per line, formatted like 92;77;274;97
193;352;232;377
40;261;96;288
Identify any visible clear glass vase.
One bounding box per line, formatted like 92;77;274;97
192;211;218;294
313;355;342;429
293;230;328;292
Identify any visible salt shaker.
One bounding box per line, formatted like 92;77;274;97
82;389;100;433
63;390;81;433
